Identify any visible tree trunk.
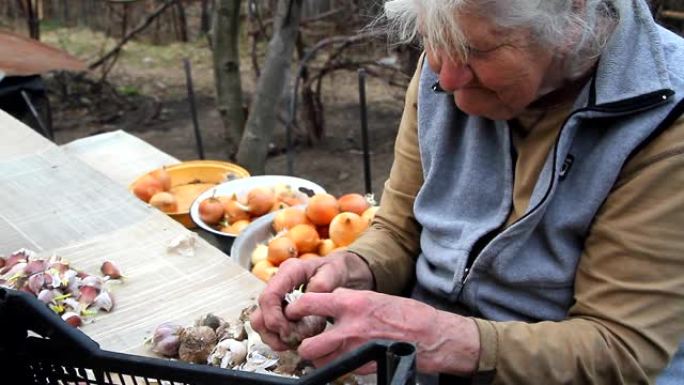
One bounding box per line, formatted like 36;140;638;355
212;0;246;159
200;0;211;34
175;0;188;42
236;0;303;174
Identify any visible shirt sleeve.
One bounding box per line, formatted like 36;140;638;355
346;56;425;295
473;116;684;384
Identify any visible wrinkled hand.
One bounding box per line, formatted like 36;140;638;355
284;288;481;376
250;251;374;351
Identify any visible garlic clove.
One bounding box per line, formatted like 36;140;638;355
63;298;83;314
80;275;104;290
62;312;82;327
100;260;123;280
37;289;56;304
23;260;48;276
78;285;99;306
27;273;46;295
91;291;114;312
4;262;28;278
0;250;30;275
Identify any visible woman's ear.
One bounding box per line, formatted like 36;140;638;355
557;0;587;56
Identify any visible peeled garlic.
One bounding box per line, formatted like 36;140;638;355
208;338;247;369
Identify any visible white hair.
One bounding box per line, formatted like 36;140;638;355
382;0;627;77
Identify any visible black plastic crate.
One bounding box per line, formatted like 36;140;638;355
0;288;416;385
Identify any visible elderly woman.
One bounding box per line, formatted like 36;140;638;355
251;0;684;383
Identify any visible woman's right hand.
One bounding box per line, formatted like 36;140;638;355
250;250;375;351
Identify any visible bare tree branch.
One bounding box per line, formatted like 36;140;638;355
88;0;176;70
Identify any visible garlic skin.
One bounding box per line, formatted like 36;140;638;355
283;315;327;348
207;338;248;368
216;321;247;341
178;326;218;364
195;313;222;331
282;288;328;348
240;321;279;372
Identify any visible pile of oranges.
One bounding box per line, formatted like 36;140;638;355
197;185;307;235
251;193;379;282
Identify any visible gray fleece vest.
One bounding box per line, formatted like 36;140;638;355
413;0;684;379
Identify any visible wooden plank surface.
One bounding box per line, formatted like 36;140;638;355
0;109;54;161
39;213;264;356
0;110;265;358
61;130;181;187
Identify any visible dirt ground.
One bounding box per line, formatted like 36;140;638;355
42;27;408;198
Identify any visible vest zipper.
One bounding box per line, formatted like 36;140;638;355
461;89;674;284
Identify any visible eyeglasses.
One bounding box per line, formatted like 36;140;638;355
431;81;453;95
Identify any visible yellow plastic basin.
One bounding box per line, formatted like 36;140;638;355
130;160;250;228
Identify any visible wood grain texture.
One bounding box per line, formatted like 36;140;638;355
40;212;264;357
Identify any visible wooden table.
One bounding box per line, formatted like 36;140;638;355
0;109;264;356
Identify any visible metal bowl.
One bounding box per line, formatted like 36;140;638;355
229;209;281;270
189;175;325;259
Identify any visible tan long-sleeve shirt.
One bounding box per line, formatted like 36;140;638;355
348;60;684;384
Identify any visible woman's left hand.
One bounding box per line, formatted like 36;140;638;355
284;288;481;375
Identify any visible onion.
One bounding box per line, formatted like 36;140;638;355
220;219;250;235
149;192;178;213
272;207;311;232
305;193;339;226
317;239;337;256
286;224;320;254
337;193;371;215
267;237;298;266
199;197;225;225
299;253;321;260
361;206;380;225
250;244;268;265
149;167;172;191
133;175;164;203
251;260;278;282
329;212;368;247
221;195;251;224
246;187;276;216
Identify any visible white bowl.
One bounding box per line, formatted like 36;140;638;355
230;209;281;270
189;175;325;259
